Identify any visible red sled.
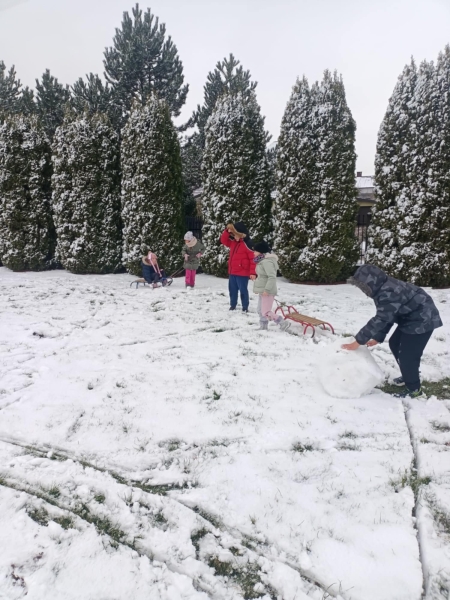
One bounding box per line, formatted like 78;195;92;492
275;303;335;338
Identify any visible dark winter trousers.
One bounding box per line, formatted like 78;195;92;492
388;327;433;391
229;275;249;310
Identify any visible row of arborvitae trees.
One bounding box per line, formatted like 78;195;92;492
0;4;187;276
198;68;358;282
0;97;184;276
367;46;450;287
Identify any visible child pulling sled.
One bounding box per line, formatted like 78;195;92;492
252;241;291;332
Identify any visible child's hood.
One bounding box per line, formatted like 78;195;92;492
261;253;278;266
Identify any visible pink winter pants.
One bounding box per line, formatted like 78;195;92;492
185;269;196;286
258;294;279;322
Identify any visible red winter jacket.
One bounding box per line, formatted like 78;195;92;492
220;230;256;277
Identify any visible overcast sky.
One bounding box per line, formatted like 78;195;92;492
1;0;449;174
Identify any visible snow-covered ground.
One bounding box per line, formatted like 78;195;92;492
0;268;449;600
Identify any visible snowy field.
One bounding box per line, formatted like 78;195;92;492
0;268;449;600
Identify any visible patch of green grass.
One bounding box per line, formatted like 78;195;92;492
190;527;209;554
338;442;360;451
46;485;61;499
76;503;126;544
212;390;221;401
213;328;226;333
340;431;357;439
132;479;195;497
292;442;314;453
434;508;450;536
432;421;450;433
379;377;450;400
53;515;75;530
193;506;222;529
390;470;432;499
27;506;50;526
207;557;277;600
94;493;106;504
111;472;127;485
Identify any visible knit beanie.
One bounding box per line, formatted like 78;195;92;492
253;241;271;254
184;231;194;241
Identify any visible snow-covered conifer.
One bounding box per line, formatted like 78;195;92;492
396;60;444;284
0;115;55;270
0;61;22;118
35;69;71;139
121;96;183;275
275;72;358;282
201;92;272;277
273;77;317;279
366;60;417;276
104;4;188;122
52;112;122;274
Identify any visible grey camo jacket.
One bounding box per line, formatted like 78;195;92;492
352;265;443;345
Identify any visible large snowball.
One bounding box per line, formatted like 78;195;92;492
319;338;384;399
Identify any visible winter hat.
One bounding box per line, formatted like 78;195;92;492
253;241;271;254
184;231;194;241
233;222;253;249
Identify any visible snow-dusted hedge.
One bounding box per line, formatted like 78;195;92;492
52;112;122;274
274;71;359;283
201;92;271;277
121;96;184;276
0;115;55;271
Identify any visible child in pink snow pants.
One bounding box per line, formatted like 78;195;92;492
183;231;205;289
252;241;291;332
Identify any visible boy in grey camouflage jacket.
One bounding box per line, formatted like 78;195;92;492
342;264;442;398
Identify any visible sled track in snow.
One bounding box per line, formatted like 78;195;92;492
401;399;427;600
0;433;348;599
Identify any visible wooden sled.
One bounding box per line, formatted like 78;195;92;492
275;303;335;338
130;278;173;289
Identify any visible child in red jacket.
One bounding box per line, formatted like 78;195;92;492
220;222;256;313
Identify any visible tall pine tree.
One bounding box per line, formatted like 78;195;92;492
121;96;183;275
0;115;55;270
52;112;122;274
180;55;259;208
366;60;418;276
273;77;317;279
35;69;71;139
275;72;358;282
104;4;188;123
0;61;21;118
201;91;271;277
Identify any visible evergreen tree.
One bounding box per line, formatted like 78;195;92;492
181;132;202;216
275;72;358;283
51;112;122;274
273;77;317;279
201;92;272;277
0;61;21;118
0;115;55;270
191;54;258;147
366;60;418;276
181;55;259;206
19;86;37;116
35;69;71;139
396;60;443;284
104;3;188;122
71;74;120;127
121;96;184;275
431;45;450;286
